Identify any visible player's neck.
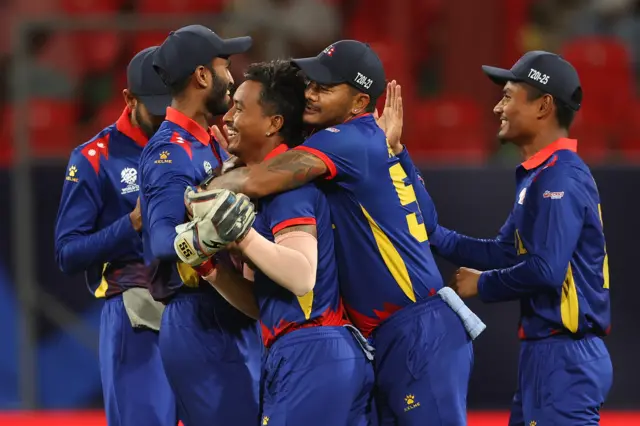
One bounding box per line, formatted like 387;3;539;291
129;111;139;128
247;138;285;166
519;128;568;162
170;99;210;131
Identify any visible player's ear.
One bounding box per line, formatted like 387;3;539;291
194;65;209;88
352;93;370;115
122;89;137;110
268;115;284;136
538;94;554;119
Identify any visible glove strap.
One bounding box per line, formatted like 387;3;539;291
193;258;216;277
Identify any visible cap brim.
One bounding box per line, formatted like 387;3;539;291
220;36;253;56
138;94;173;116
481;65;519;86
292;57;343;85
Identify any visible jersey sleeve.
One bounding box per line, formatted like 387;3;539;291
430;213;518;271
478;168;585;303
141;141;195;260
264;185;319;236
396;146;438;234
54;149;139;274
294;127;367;181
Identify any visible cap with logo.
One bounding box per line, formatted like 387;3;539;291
292;40;386;99
152;24;252;87
127;46;172;116
482;50;582;111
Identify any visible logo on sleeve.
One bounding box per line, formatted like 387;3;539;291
203;161;213;175
120;167;139;195
543;190;564;199
325;127;340;133
154;151;172;164
66;165;79;183
404;394;420;412
518;188;527;205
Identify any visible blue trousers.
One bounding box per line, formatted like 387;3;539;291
159;292;262;426
100;294;177;426
373;296;473;426
261;326;375;426
509;335;613;426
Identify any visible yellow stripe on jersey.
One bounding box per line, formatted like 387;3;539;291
297;291;314;320
389;163;428;243
598;204;610;289
360;205;416;302
177;262;201;287
94;263;109;298
515;229;528;255
560;263;579;333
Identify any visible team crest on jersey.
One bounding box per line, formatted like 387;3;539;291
155;150;172;164
325;127;340;133
66;165;79;183
120;167;139;194
203;160;213;175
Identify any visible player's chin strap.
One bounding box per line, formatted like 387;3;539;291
438;287;486;340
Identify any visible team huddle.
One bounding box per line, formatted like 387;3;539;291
54;24;612;426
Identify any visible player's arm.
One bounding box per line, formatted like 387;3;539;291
54;151;140;274
142;144;194;261
478;169;585;303
429;215;518;270
204;260;259;320
237;187;319;296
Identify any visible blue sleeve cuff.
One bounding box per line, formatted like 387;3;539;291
477;270;499;303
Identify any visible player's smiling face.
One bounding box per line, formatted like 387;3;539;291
223;80;278;164
493;81;540;144
303;81;354;127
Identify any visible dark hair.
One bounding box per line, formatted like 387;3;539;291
158;64;215;98
524;84;576;130
244;59;307;147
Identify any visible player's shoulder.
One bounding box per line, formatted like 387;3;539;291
143;123;194;162
69;125;115;175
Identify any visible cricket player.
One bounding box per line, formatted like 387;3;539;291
197;40;483;425
139;25;262;425
433;51;613;425
54;47;177;425
176;59;376;425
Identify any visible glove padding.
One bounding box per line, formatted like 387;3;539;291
175;188;255;266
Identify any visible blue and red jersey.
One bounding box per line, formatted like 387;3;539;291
55;108;152;298
252;144;347;347
294;114;444;337
431;139;610;339
139;107;227;300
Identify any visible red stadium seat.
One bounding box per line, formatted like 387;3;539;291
71;31;123;73
96;97;126;130
60;0;124;14
568;108;611;164
136;0;225;14
2;99;79;158
560;37;634;131
618;101;640;162
131;31;171;57
408;96;489;164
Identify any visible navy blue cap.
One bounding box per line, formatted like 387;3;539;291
482;50;582;111
153;25;252;87
127;46;172;116
293;40;386;98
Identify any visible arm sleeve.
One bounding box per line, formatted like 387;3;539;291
396;146;438;234
294;127;367;181
478;170;585;303
54;151;139;274
265;186;318;235
429;214;518;270
142;143;195;261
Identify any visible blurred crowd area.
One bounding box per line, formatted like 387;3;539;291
2;0;640;166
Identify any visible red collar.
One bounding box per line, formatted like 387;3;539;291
263;143;289;161
165;107;210;145
115;107;149;147
521;138;578;170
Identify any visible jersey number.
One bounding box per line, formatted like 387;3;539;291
598;204;609;289
389;163;428;243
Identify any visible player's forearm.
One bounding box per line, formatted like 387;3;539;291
430;225;516;270
238;229;317;297
478;255;564;303
56;213;139;274
149;220;181;261
204;266;259;320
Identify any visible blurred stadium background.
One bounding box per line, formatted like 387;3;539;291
0;0;639;424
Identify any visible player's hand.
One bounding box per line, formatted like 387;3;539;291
221;155;245;175
210;124;229;151
448;267;481;298
129;197;142;232
376;80;404;156
187;188;256;243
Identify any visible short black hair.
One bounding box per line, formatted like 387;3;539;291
158;64;215;98
524;84;576;130
244;59;307;147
